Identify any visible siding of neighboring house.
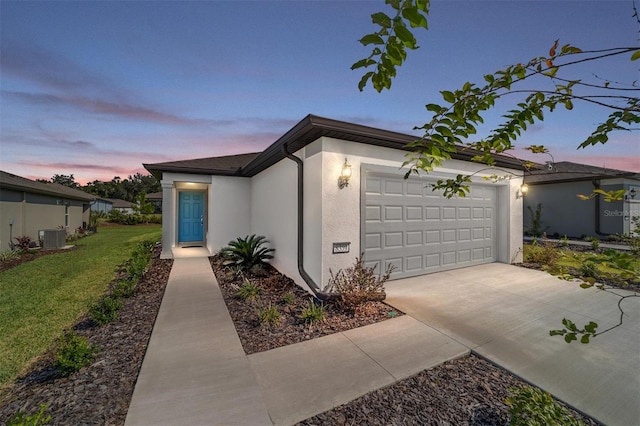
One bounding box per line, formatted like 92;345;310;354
0;188;89;251
91;198;113;214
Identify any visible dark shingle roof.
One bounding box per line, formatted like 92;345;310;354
0;170;95;201
524;161;640;185
144;114;525;179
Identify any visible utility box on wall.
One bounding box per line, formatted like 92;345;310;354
39;229;66;250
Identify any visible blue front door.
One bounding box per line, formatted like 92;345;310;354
178;192;204;243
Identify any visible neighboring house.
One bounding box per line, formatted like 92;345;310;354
91;197;113;214
523;161;640;238
0;170;94;250
146;191;163;213
144;115;525;296
109;199;137;214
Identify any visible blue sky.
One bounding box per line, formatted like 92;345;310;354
1;0;638;184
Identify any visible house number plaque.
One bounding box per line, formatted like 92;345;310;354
332;242;351;254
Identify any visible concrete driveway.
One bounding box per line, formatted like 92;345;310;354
384;263;640;426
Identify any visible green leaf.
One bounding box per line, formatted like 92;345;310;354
564;333;577;343
550;329;566;336
441;90;455;103
426;103;443;113
371;12;392;28
351;58;376;70
402;7;428;29
357;71;374;92
584;321;598;334
360;34;385;46
631;50;640;61
562;318;577;332
394;24;417;49
580;335;591;344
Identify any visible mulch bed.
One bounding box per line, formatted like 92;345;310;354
0;247;172;425
209;255;402;354
298;354;598;426
0;247;79;273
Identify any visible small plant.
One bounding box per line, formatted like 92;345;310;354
300;299;326;324
112;278;137;298
524;234;558;267
578;260;597;279
281;292;295;306
327;254;393;308
13;235;33;251
258;303;282;326
560;234;569;247
89;296;123;326
6;404;52;426
0;249;21;262
526;203;548;237
235;280;261;301
55;331;99;377
506;386;586;425
590;238;600;251
221;234;275;271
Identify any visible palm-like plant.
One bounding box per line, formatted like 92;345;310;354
221;234;275;271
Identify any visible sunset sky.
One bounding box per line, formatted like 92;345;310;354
1;0;638;185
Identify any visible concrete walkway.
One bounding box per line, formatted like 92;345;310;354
126;258;639;425
125;257;468;426
385;263;640;426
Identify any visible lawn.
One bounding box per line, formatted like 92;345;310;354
0;225;161;388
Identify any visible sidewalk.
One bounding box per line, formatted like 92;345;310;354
125;257;469;426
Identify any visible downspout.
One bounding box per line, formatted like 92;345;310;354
281;144;337;301
592;179;609;236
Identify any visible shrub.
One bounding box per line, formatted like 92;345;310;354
579;261;598;278
300;299;326;324
6;404;52;426
0;249;21;262
524;234;558;267
590;238;600;251
112;278;137;298
326;254;393;308
236;280;261;301
221;234;275;271
526;203;549;237
258;303;281;326
281;292;295;306
13;235;33;251
56;331;99;377
89;296;123;326
506;386;586;426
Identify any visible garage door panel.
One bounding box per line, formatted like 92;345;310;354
363;171;497;279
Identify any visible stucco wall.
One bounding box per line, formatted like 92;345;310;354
250;152;306;289
524;181;597;238
210;176;251;252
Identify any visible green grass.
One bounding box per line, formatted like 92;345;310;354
0;225;161;387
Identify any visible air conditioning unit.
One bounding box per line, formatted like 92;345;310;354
39;229;66;250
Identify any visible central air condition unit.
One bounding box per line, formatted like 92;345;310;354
39;229;66;249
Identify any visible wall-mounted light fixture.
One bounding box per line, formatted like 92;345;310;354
516;183;529;199
338;158;352;189
627;188;637;200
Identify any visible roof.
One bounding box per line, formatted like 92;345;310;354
146;191;163;200
0;170;95;202
524;161;640;185
109;198;137;208
144;114;525;179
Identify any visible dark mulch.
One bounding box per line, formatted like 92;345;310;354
0;246;79;273
0;247;172;426
209;255;402;354
298;354;598;426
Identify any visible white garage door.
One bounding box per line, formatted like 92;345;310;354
362;169;497;279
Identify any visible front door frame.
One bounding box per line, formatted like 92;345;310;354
177;189;207;247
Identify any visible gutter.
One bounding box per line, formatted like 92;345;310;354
592;179;609;236
281;143;337;301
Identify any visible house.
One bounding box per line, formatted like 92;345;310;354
91;197;113;214
0;170;95;250
144;115;525;297
523;161;640;238
109;198;137;214
146;191;163;213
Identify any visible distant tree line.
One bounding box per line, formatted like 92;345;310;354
38;173;160;203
